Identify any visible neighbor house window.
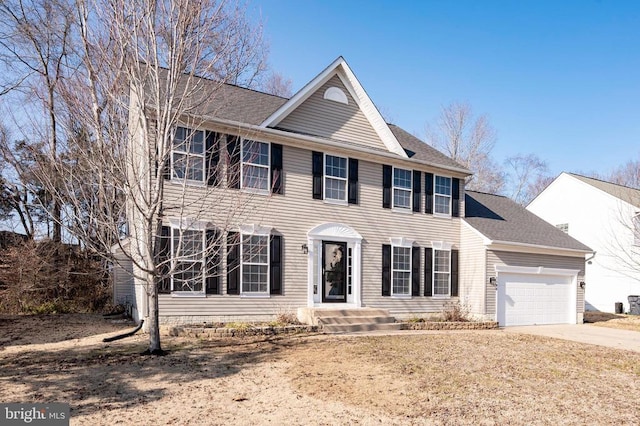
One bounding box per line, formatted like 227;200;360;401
241;140;270;191
324;154;347;201
392;246;411;296
241;234;269;294
393;167;412;209
172;127;205;182
433;249;450;296
434;176;451;215
556;223;569;234
171;228;205;292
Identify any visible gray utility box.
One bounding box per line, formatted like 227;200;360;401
628;295;640;315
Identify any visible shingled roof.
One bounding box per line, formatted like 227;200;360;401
156;69;469;174
465;190;592;252
568;173;640;208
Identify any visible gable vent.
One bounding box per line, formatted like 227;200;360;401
324;87;348;105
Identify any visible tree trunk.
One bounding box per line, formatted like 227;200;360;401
147;273;163;355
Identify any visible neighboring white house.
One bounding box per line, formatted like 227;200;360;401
527;172;640;313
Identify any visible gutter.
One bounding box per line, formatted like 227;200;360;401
487;239;594;256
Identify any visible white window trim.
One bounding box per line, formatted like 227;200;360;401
432;246;451;298
434;175;452;217
390;237;414;298
171;127;206;184
170;226;206;296
323;153;348;203
240;139;271;195
239;224;273;297
393;167;412;211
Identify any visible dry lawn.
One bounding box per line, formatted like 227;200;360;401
585;311;640;332
1;314;640;425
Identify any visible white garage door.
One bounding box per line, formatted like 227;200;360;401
497;273;574;326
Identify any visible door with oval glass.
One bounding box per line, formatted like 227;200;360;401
322;241;347;303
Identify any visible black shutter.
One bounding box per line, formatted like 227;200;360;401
271;143;283;194
205;229;220;295
452;178;460;217
425;173;434;214
412;246;420;296
424;247;433;296
158;226;171;293
270;235;282;295
382;165;392;209
348;158;358;204
312;151;323;199
206;131;219;186
227;135;240;189
382;244;391;296
226;232;240;294
451;249;459;297
412;170;421;213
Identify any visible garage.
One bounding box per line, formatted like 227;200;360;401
496;269;577;327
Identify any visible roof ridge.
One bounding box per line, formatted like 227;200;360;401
568;172;640;192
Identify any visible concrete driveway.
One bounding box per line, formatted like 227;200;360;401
504;324;640;352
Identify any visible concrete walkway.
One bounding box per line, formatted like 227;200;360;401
504;324;640;353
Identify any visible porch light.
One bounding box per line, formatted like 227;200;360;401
580;281;586;289
489;277;497;286
301;243;308;254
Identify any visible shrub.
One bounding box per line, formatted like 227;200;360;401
441;301;471;322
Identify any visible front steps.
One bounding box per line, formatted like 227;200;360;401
308;308;402;334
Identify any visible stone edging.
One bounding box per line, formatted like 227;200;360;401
401;321;499;330
167;324;320;338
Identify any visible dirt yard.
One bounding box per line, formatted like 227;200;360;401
2;314;640;425
585;311;640;332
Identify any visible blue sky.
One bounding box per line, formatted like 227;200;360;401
249;0;640;177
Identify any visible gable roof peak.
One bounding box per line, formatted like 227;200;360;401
564;172;640;208
260;56;408;158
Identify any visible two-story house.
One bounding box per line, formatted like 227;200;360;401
528;172;640;313
116;57;591;327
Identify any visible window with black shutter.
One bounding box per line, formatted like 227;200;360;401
227;136;240;189
271;143;283;194
382;165;392;208
157;226;171;293
425;173;434;214
205;131;220;186
382;244;391;296
312;151;323;199
424;247;433;296
348;158;358;204
226;232;240;294
412;246;420;296
451;249;459;297
412;171;421;213
270;235;282;295
452;178;460;218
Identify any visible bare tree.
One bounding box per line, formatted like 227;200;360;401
0;0;75;242
608;160;640;189
27;0;270;354
261;71;293;97
425;102;504;193
504;154;550;205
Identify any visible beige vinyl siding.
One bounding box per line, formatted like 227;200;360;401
277;75;389;152
113;251;135;307
157;143;461;321
485;250;586;318
459;223;487;318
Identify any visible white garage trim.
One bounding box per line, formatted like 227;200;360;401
495;265;578;326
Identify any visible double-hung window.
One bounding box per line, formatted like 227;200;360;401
172;228;205;293
434;176;452;215
392;245;412;296
324;154;347;201
241;233;269;294
172;127;205;182
241;140;270;191
393;168;412;209
433;249;451;297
